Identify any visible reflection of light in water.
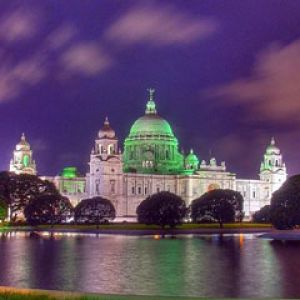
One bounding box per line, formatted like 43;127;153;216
239;234;244;247
154;235;161;240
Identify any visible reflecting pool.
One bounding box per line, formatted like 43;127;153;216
0;232;299;298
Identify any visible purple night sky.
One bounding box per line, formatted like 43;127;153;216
0;0;300;178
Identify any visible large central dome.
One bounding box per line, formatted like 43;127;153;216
129;110;174;139
123;89;184;175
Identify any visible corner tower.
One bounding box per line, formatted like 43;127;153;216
9;133;37;175
259;137;287;194
123;89;184;174
86;118;123;211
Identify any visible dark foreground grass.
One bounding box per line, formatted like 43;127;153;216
0;288;209;300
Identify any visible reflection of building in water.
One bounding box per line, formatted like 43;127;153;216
10;90;287;218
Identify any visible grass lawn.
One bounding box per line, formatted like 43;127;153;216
0;288;211;300
0;223;9;232
29;223;272;231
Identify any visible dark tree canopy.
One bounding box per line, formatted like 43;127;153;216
270;175;300;229
191;189;244;228
0;171;58;222
136;192;186;228
24;194;73;225
252;205;271;223
0;198;7;221
74;197;116;224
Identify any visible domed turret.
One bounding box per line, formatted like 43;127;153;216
10;133;36;175
123;89;184;174
260;137;287;194
98;117;116;139
94;117;119;156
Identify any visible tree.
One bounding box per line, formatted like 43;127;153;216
270;175;300;230
0;198;7;221
0;171;58;222
191;189;244;228
24;194;73;225
136;192;186;228
74;197;116;225
252;205;271;223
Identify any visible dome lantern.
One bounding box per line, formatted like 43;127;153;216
145;88;157;115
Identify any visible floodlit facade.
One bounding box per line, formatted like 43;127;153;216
10;90;287;218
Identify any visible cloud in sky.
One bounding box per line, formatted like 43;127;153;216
45;24;77;50
210;40;300;123
0;9;39;42
60;43;113;76
0;57;46;102
105;4;217;46
0;2;217;103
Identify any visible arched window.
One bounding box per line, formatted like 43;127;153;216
108;144;114;155
166;150;170;160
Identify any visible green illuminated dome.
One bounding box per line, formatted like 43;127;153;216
61;167;80;179
123;89;184;175
185;149;199;165
184;149;199;174
129;114;174;138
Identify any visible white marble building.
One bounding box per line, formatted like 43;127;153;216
10;91;287;219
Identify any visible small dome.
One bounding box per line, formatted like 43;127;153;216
98;117;116;139
185;149;199;164
266;137;280;155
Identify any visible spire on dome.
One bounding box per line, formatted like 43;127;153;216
145;88;157;115
104;116;109;126
271;137;275;145
21;133;26;141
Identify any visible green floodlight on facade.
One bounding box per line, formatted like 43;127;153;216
61;167;78;179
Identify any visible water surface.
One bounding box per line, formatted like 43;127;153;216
0;232;299;298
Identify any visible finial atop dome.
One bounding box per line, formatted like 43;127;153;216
271;137;275;145
21;133;26;141
148;88;155;101
146;88;157;115
104;116;110;126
